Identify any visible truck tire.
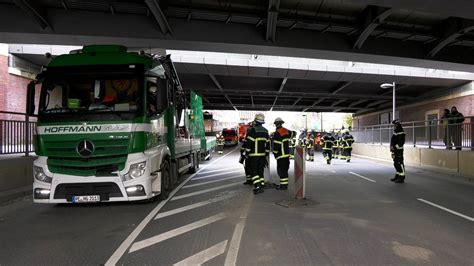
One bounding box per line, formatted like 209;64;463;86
159;159;171;200
188;153;197;174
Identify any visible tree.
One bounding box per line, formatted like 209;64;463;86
343;114;353;129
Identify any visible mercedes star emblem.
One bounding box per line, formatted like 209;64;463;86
76;140;95;158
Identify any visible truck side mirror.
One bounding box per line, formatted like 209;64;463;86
26;81;36;116
156;78;168;112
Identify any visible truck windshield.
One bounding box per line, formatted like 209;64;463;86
39;74;143;121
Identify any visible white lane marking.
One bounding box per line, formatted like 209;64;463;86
331;171;336;173
154;194;235;220
199;166;243;175
129;213;227;253
173;240;228;266
105;147;240;266
192;170;243;180
349;171;376;183
417;198;474;222
171;182;241;201
224;192;252;265
184;175;242;189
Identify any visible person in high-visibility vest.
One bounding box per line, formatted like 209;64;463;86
321;132;336;164
216;133;225;154
242;113;270;194
240;122;254;185
390;120;406;183
289;131;297;159
332;131;340;159
271;117;295;190
341;129;355;162
306;132;315;161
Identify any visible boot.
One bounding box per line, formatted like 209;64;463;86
253;186;264;194
243;180;252;185
394;177;405;183
390;175;399;182
327;160;330;165
346;159;350;162
276;185;288;190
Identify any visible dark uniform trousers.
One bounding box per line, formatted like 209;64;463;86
276;157;290;185
322;149;332;161
247;156;266;186
393;150;405;177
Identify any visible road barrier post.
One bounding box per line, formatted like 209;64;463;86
294;146;305;199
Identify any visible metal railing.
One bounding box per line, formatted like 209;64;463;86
352;117;473;150
0;111;37;156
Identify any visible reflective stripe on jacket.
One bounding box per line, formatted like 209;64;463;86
272;127;294;160
321;135;335;150
243;125;270;157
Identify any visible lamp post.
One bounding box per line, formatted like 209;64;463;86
380;82;396;121
302;114;307;130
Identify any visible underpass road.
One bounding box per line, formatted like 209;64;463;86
0;147;473;265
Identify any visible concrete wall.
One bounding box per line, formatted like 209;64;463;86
352;143;473;179
0;156;35;193
353;82;473;127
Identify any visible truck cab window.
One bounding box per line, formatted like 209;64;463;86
42;84;66;112
147;77;158;115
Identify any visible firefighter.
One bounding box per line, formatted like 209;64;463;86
306;132;315;161
216;133;225;154
240;122;254;185
314;133;322;152
333;131;340;159
271;118;294;190
390;120;406;183
289;130;296;159
242;113;270;194
341;129;354;162
321;132;336;164
298;129;306;147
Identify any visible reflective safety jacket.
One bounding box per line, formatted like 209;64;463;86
289;131;297;148
299;137;306;147
321;134;336;150
243;125;270;157
217;137;225;146
390;126;405;151
342;134;355;149
334;136;341;148
306;137;314;149
272;127;295;160
240;127;253;155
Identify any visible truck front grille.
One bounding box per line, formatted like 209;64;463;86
44;139;129;176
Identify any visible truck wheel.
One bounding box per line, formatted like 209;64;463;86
159;160;170;200
188;153;197;174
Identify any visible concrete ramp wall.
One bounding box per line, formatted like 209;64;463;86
352;143;473;179
0;156;36;200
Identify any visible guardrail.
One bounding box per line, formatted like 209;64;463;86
352;117;473;150
0;111;37;156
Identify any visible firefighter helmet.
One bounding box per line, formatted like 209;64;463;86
254;113;265;123
274;117;284;125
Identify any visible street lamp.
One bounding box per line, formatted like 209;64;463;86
302;114;307;130
380;82;396;121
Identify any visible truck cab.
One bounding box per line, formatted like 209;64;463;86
29;45;201;203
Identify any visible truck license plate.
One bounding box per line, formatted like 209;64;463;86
72;195;100;203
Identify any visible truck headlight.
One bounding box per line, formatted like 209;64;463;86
34;166;52;183
122;162;146;181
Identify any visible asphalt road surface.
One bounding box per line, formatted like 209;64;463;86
0;146;473;265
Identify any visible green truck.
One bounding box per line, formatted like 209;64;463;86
27;45;212;203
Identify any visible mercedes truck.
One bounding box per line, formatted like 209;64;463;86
27;45;205;203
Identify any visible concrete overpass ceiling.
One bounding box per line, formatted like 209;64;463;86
8;44;472;114
1;0;474;72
